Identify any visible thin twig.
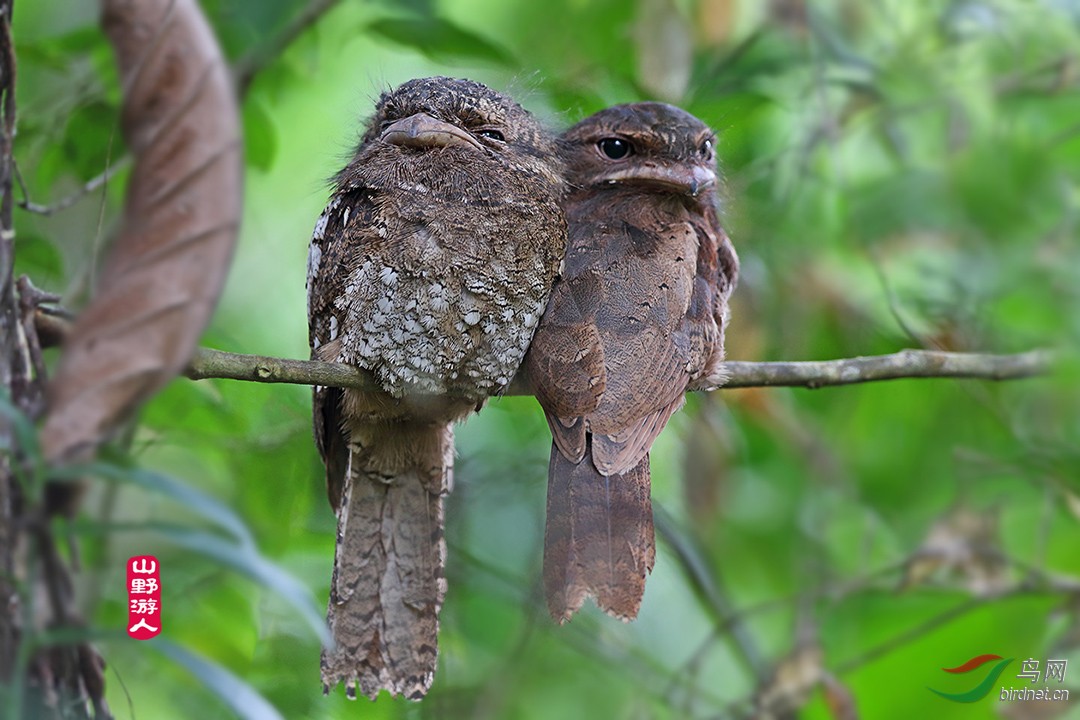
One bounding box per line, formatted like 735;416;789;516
180;346;1057;395
833;597;984;675
15;157;129;217
654;505;768;682
867;246;932;348
232;0;344;96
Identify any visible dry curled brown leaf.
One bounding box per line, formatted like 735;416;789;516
42;0;241;461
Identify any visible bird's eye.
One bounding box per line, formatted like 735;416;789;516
477;129;505;141
700;138;714;158
598;137;632;160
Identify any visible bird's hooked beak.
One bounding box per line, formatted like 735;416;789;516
380;112;484;152
603;163;716;197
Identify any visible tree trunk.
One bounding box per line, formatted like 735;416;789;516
0;4;105;718
0;0;21;688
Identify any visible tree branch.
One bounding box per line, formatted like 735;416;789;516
182;346;1056;394
32;309;1055;392
701;349;1054;390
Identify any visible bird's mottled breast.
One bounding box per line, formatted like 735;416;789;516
309;148;564;403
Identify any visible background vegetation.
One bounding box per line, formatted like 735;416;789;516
11;0;1080;717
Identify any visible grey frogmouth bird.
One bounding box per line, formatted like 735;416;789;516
307;77;565;700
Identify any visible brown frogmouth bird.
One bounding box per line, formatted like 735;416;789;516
307;77;565;699
526;103;739;623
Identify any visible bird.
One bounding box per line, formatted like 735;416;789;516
307;77;565;700
525;102;740;624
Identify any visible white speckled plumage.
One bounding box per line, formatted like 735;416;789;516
306;77;566;701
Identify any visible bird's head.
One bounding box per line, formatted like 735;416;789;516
351;77;560;180
561;102;718;201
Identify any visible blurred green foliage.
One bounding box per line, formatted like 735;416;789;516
10;0;1080;718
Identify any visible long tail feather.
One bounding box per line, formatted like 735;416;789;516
321;422;451;700
543;442;655;623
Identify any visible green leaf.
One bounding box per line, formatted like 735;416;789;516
15;26;102;71
243;97;279;173
372;0;433;12
47;460;328;644
367;17;515;67
14;232;65;286
60;99;123;182
80;463;255;547
150;639;285;720
27;626;127;650
154;526;330;647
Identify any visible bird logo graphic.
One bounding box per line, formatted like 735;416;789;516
930;654;1014;703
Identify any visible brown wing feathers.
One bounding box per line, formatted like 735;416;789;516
529;102;739;624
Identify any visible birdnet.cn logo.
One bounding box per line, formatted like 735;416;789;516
929;654;1070;704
